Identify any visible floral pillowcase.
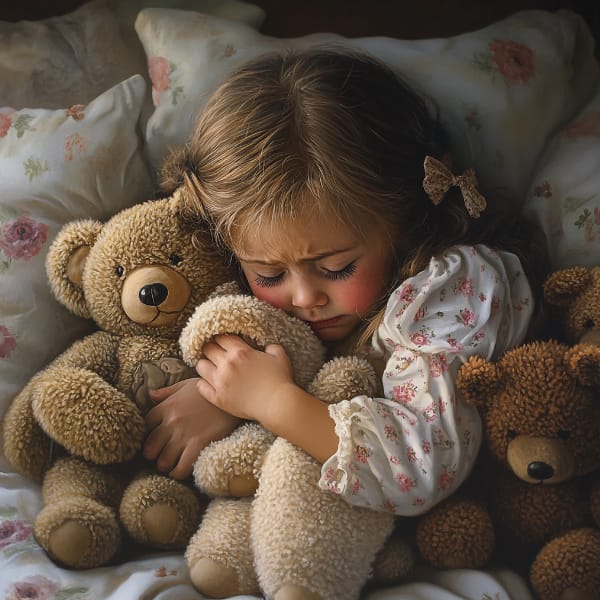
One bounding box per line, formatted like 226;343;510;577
0;75;153;416
524;84;600;268
136;8;600;211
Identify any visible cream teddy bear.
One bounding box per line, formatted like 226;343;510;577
178;289;414;600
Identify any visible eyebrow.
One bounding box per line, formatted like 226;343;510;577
238;247;356;266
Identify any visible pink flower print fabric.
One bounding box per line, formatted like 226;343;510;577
320;245;534;515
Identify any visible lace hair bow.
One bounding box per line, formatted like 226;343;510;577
422;155;487;219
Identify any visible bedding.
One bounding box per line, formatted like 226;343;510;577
1;2;599;598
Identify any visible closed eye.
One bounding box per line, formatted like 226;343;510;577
322;261;357;281
254;272;284;288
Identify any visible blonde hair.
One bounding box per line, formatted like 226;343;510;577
161;47;549;352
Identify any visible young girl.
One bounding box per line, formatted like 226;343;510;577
144;46;548;588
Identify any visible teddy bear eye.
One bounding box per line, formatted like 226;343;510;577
557;429;570;441
507;429;518;440
115;265;125;277
169;254;182;266
583;318;595;330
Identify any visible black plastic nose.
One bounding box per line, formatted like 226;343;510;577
139;283;168;306
527;461;554;481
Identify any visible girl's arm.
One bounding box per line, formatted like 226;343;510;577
195;334;339;462
144;378;241;479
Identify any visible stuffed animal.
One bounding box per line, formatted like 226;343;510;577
1;193;234;569
543;265;600;345
178;290;414;600
415;339;600;600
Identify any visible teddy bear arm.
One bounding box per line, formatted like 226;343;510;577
31;332;146;464
308;355;378;402
44;331;120;380
2;372;57;481
194;422;275;497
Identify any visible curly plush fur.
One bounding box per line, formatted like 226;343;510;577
415;339;600;600
179;291;414;600
543;265;600;346
1;193;233;568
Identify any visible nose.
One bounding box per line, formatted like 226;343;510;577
139;283;169;307
527;461;554;482
291;278;327;309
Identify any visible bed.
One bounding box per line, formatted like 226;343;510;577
1;1;599;598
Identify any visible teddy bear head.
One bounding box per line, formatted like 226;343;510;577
45;192;233;338
456;339;600;485
543;266;600;346
179;287;327;390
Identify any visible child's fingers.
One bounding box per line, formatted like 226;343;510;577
148;378;190;402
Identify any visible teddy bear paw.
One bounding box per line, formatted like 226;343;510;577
120;474;203;549
35;499;121;569
141;503;181;545
530;528;600;600
194;422;275;497
47;520;93;568
273;584;322;600
189;557;242;598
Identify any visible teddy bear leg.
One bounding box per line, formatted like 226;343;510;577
252;438;395;600
185;497;260;597
119;469;204;549
194;422;275;497
370;523;416;584
34;456;125;569
530;528;600;600
415;493;495;569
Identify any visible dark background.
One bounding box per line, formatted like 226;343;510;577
3;1;599;46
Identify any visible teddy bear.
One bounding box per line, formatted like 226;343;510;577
176;289;415;600
543;264;600;346
1;192;234;569
415;338;600;600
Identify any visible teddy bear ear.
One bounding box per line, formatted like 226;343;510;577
455;355;502;408
543;266;591;307
564;343;600;388
45;218;103;319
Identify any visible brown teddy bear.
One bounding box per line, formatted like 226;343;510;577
1;193;233;569
543;265;600;346
415;339;600;600
177;289;415;600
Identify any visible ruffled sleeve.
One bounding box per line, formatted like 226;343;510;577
319;245;533;515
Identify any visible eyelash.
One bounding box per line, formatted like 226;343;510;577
254;262;357;288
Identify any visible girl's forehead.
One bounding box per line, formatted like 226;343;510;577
235;213;367;262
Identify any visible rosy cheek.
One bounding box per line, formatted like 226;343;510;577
247;282;288;311
339;276;383;316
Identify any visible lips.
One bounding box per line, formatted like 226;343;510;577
306;316;343;331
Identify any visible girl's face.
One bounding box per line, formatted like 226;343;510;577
236;211;394;343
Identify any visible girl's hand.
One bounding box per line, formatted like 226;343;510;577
196;334;294;423
143;378;241;480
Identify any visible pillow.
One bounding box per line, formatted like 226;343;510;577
0;0;265;114
0;0;140;110
113;0;265;32
135;8;600;206
524;83;600;268
0;75;153;418
113;0;266;127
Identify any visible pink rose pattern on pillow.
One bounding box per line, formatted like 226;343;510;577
0;102;101;360
473;38;535;85
148;56;183;106
528;103;600;262
0;213;47;359
0;215;47;263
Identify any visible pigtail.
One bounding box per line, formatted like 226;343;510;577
158;145;191;195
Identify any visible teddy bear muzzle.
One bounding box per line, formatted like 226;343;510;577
506;435;575;484
121;265;191;326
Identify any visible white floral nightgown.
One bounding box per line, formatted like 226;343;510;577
319;244;533;515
